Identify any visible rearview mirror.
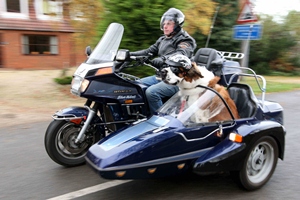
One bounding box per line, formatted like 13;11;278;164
85;46;92;56
116;49;130;61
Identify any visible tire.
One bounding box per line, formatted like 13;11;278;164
231;136;278;191
44;120;101;167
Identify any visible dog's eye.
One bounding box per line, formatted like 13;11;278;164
170;67;179;74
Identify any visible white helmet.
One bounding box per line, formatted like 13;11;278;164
165;54;192;70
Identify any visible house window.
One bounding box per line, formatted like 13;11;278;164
0;0;28;19
43;0;60;15
22;35;58;55
43;0;63;16
6;0;20;13
35;0;63;19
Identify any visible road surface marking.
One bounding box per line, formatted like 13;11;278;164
47;180;131;200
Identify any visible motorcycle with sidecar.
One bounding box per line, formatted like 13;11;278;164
44;22;259;171
83;24;285;190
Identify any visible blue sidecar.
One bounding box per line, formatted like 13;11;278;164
85;69;285;191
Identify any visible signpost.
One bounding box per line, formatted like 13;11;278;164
237;0;258;24
233;24;262;40
235;0;260;68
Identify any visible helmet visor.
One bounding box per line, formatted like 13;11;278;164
160;16;175;30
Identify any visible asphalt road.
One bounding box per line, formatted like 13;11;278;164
0;90;299;200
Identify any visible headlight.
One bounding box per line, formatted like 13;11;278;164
71;76;90;96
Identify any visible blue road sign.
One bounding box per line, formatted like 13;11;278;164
233;24;262;40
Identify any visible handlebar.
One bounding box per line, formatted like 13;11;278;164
130;52;153;63
117;54;158;72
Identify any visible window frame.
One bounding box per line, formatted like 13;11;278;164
6;0;21;13
22;34;59;55
0;0;29;19
35;0;63;20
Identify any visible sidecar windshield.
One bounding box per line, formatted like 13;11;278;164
85;23;124;64
157;88;233;126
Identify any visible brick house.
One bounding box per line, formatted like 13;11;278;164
0;0;86;69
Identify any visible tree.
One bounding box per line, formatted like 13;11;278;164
97;0;216;51
204;0;242;52
65;0;300;75
283;11;300;70
249;14;298;74
182;0;216;36
67;0;104;48
67;0;243;61
97;0;178;50
284;11;300;41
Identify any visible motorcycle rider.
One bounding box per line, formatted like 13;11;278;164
130;7;197;115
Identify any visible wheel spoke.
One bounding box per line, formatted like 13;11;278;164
246;140;276;184
56;123;95;158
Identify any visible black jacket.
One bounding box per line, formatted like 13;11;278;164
131;29;196;68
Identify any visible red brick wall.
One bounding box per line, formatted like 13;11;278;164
0;30;86;69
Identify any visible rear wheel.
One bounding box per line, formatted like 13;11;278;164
44;120;102;167
231;136;278;190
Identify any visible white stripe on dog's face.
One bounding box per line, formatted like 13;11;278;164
162;67;183;85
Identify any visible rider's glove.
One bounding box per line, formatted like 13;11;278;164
144;57;151;64
151;57;165;69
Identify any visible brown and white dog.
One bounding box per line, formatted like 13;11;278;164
161;62;240;122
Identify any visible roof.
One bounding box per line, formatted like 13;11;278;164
0;18;75;33
0;1;75;33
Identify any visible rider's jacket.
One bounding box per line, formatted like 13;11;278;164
130;29;196;68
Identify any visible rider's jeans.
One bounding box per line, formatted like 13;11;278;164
140;75;179;115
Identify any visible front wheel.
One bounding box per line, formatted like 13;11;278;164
231;136;279;191
44;120;102;167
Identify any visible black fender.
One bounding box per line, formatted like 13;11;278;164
193;120;285;173
52;106;105;137
53;106;90;119
52;106;103;127
236;120;285;160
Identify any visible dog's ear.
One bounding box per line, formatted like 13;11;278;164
190;62;204;79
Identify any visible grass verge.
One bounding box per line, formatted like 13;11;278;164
241;76;300;94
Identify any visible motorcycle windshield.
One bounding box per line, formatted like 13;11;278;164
158;88;233;125
85;23;124;64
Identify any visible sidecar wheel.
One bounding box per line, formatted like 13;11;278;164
44;120;101;167
231;136;278;191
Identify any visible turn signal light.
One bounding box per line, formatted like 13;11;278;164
70;116;86;125
229;133;243;143
70;118;83;125
177;163;185;170
95;67;113;75
147;168;157;174
115;171;126;177
125;99;133;104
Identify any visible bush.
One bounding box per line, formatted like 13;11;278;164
251;62;271;75
123;66;155;78
54;76;72;85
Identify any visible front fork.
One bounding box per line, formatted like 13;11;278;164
75;100;99;144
